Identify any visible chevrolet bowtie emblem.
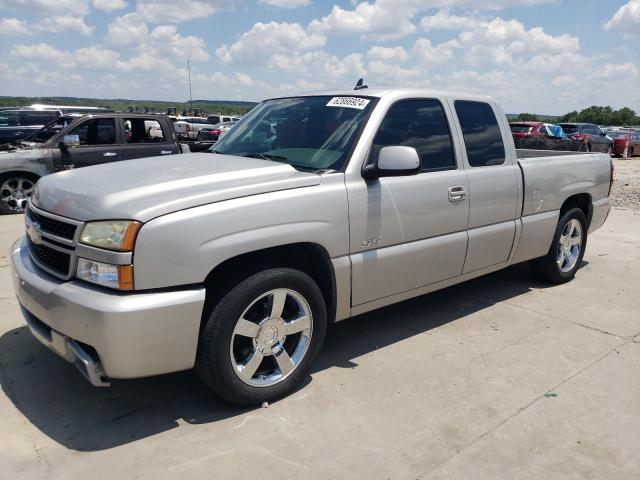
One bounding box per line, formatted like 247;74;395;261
28;221;43;245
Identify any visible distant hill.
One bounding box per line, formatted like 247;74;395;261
506;113;561;120
0;96;257;115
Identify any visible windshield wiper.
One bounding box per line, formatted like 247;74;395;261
242;152;288;162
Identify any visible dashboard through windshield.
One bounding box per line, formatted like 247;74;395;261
211;95;377;171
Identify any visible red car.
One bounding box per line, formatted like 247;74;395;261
510;121;546;138
607;130;640;157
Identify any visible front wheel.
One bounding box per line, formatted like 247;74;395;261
0;173;38;214
196;268;327;405
530;208;587;284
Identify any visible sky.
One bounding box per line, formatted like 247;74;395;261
0;0;638;115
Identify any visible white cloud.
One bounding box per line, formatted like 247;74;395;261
217;21;326;66
366;46;408;63
75;46;120;69
136;0;232;23
308;1;417;40
92;0;126;12
106;13;149;46
420;10;482;31
268;50;366;80
116;52;173;71
11;43;76;68
604;0;640;36
0;17;30;35
259;0;310;7
307;0;557;41
35;15;93;35
459;17;579;54
594;62;639;79
149;25;209;61
413;38;461;65
0;0;89;16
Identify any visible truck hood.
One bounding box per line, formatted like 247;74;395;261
33;153;321;222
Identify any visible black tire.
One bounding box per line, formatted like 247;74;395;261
196;268;327;406
530;208;588;284
0;172;38;214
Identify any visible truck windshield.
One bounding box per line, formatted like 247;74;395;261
212;95;376;171
24;116;75;143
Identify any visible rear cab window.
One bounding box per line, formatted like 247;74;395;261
372;98;457;172
454;100;506;167
124;118;167;143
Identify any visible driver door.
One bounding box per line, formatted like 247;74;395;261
347;98;469;306
60;118;121;169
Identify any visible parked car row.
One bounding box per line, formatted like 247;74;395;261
173;115;241;140
0;105;113;144
0;113;185;213
510;120;640;157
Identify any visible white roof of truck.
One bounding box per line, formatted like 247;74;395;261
276;88;495;103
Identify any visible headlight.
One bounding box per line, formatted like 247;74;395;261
80;220;140;251
76;258;134;290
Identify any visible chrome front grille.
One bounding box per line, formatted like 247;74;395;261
26;207;77;240
26;236;71;276
25;202;83;280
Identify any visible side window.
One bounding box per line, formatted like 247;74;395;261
454;100;506;167
125;118;166;143
68;119;116;145
371;99;456;172
20;111;58;126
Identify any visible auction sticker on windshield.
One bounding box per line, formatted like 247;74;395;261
326;97;371;110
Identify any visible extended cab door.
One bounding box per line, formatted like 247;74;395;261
57;117;122;169
450;100;520;274
120;117;178;160
347;98;470;306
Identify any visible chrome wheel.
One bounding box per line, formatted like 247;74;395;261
230;288;313;387
557;218;582;273
0;176;35;213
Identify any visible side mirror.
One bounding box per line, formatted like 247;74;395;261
60;134;80;149
600;131;607;136
363;146;420;180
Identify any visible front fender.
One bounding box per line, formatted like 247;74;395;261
132;176;349;290
0;148;52;178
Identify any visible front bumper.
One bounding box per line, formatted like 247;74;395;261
11;237;206;383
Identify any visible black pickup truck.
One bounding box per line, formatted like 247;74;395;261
0;109;62;144
0;113;185;213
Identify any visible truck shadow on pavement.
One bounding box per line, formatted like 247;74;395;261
0;262;566;451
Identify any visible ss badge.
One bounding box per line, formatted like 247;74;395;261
361;238;381;248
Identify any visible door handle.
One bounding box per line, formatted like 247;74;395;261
102;152;118;157
448;185;467;202
160;150;173;155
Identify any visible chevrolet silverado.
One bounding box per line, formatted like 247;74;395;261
11;89;612;405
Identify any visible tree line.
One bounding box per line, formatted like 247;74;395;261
516;106;640;126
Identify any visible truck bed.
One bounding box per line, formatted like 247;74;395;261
516;150;611;217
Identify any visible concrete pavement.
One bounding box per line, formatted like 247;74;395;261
0;208;639;480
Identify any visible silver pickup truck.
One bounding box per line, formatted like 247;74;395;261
11;89;613;405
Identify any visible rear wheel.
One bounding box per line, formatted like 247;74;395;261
0;173;38;214
196;268;327;405
530;208;587;284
